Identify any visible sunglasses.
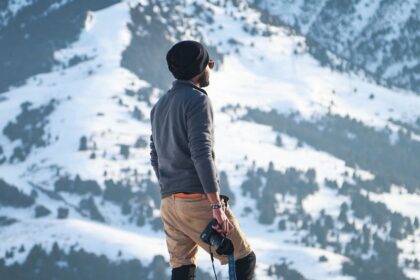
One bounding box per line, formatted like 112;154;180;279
208;59;215;69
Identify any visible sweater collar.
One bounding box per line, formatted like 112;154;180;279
171;79;208;96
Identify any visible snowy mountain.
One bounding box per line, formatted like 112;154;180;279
249;0;420;94
0;0;419;279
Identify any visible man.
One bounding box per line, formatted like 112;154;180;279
149;40;256;280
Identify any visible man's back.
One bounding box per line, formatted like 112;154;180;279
150;79;220;198
153;40;256;279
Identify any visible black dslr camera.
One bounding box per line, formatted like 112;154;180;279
200;218;234;255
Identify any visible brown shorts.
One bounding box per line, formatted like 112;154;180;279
160;194;253;268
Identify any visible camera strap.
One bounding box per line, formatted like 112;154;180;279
227;254;237;280
208;245;237;280
209;245;218;280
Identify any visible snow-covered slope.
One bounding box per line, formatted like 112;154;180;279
250;0;420;95
0;0;419;279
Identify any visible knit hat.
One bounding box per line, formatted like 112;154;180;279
166;40;209;80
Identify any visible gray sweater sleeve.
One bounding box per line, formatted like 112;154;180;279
150;134;160;181
186;93;220;194
149;106;160;181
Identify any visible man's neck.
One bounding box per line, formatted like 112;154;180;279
173;79;207;96
190;79;200;88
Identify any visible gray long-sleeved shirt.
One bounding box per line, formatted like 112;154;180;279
149;79;220;198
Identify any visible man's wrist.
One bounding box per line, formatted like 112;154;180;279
210;203;222;209
206;191;221;205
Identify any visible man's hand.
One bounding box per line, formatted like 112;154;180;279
206;191;234;234
211;208;234;235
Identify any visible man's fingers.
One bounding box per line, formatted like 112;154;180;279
212;224;223;233
212;220;227;233
226;221;231;232
212;220;234;234
226;220;234;233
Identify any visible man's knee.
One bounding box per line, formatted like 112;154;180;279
171;264;196;280
235;251;256;280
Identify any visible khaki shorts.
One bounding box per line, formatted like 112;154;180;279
160;194;253;268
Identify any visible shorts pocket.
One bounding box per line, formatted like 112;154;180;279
184;199;212;217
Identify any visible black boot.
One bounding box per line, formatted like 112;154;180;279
235;251;256;280
171;264;196;280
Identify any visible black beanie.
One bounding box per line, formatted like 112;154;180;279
166;40;209;80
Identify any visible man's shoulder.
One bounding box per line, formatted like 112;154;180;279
150;100;158;117
190;88;208;102
172;87;208;108
174;85;205;96
151;90;170;109
187;91;211;113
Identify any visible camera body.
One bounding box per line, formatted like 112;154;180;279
200;218;234;255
